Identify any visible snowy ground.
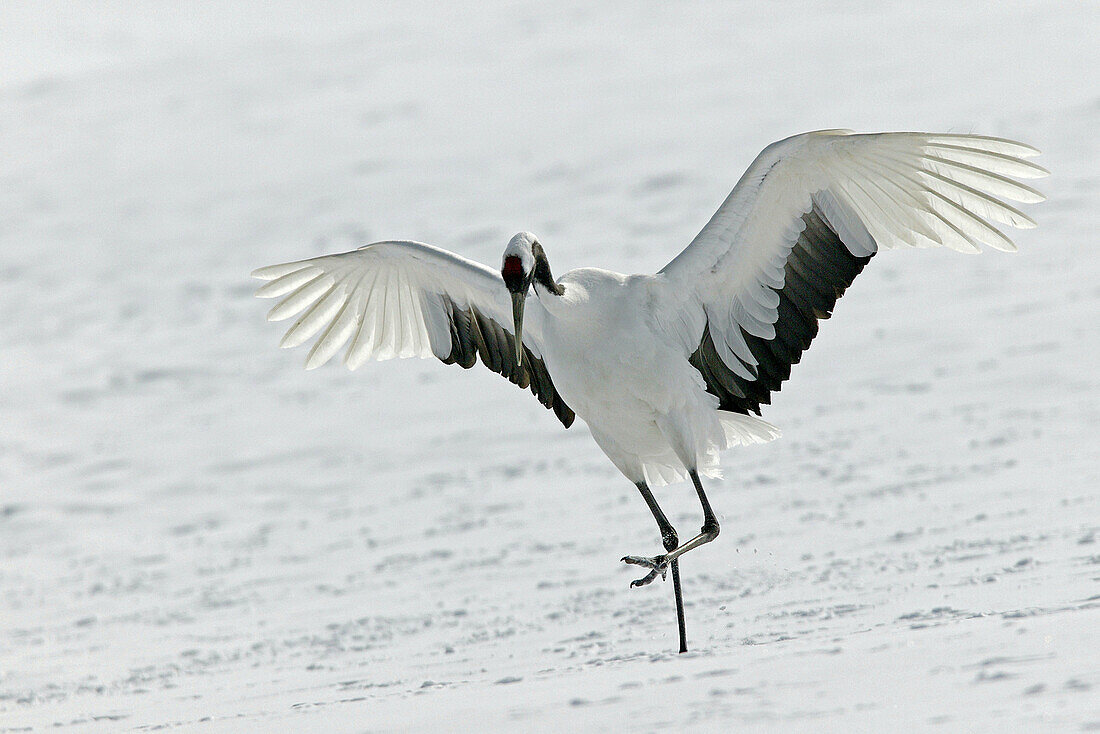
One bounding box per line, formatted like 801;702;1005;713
2;2;1098;731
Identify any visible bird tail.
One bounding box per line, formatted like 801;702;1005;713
717;411;781;447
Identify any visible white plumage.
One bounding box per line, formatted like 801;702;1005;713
655;131;1045;383
254;130;1044;483
253;130;1045;652
255;241;528;369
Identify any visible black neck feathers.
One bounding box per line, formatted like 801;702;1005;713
532;242;564;296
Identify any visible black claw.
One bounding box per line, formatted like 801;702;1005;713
622;553;670;587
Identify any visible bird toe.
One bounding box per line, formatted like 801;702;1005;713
622;554;669;586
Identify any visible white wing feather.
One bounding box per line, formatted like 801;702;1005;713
656;130;1046;377
252;240;538;370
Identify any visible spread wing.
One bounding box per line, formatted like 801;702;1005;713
655;130;1047;415
252;240;574;427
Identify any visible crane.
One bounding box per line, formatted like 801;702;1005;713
253;130;1046;653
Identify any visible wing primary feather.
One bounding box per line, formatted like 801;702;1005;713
919;134;1041;158
923;152;1049;198
922;184;1018;252
420;291;452;360
251;261;313;281
267;276;335;322
358;265;393;365
882;149;1046;203
405;275;433;358
374;266;399;360
280;283;347;348
916;167;1041;226
254;266;323;298
833;165;914;249
920;142;1050;179
922;202;983;253
395;271;421;358
842;158;942;245
365;265;393;363
870;153;1039;229
344;271;379;369
306;295;359;370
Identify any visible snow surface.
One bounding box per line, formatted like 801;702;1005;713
2;1;1098;731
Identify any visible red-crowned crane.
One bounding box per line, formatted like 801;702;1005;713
254;130;1046;653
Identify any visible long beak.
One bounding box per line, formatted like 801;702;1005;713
510;290;526;366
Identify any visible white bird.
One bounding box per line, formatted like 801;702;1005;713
253;130;1046;653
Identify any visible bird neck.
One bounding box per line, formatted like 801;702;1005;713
532;244;564;297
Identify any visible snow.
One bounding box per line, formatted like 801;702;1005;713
2;1;1098;731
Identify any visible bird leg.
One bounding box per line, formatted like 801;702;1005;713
622;481;688;653
622;471;720;650
623;470;721;569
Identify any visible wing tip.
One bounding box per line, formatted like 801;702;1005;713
251;261;317;283
1020;161;1051;179
922;132;1045;159
252;263;292;280
976;135;1044;159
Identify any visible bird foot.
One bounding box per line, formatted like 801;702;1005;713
621;554;669;587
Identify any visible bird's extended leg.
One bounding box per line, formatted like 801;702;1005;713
622;469;720;593
622;481;688;653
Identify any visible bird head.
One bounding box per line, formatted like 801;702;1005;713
502;232;538;365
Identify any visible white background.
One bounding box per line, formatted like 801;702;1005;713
1;1;1097;731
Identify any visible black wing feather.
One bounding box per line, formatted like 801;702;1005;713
439;296;575;428
689;203;873;415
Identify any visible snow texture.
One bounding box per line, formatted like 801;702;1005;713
1;1;1098;731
